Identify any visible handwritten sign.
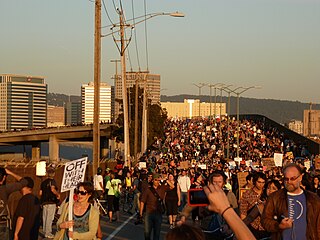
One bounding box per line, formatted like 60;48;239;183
179;161;189;169
304;160;311;170
274;153;283;167
234;157;242;163
61;157;88;192
261;158;276;171
139;162;146;169
198;164;207;170
237;172;249;190
315;158;320;170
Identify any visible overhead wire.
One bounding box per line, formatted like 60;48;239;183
131;0;141;71
143;0;149;71
102;0;114;26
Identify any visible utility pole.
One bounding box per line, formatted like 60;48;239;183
141;74;148;153
119;10;131;167
110;60;120;122
93;0;101;176
134;72;141;162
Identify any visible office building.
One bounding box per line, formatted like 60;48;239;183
81;82;112;124
161;99;226;119
114;71;160;120
288;120;303;135
303;109;320;137
0;74;47;131
47;105;65;127
65;101;82;126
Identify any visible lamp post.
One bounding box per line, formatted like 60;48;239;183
217;84;232;137
206;83;222;120
224;86;260;158
102;11;184;167
193;83;206;117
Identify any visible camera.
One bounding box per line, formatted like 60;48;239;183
188;189;209;207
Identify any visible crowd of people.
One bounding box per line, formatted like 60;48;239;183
0;116;320;240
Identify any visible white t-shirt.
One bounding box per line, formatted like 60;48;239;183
93;174;104;191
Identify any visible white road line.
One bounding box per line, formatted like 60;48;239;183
104;214;137;240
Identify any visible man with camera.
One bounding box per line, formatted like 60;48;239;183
0;167;28;240
178;170;238;240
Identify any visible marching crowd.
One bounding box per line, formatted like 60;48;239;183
0;117;320;240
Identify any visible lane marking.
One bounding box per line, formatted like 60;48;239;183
104;214;137;240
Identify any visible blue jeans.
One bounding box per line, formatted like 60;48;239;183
179;192;188;212
144;212;162;240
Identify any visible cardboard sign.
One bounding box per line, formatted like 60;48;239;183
61;157;88;192
304;160;311;170
261;158;276;171
179;161;189;169
315;158;320;170
274;153;283;167
237;172;249;190
139;162;146;169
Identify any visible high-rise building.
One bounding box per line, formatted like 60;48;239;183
161;99;226;119
114;71;160;120
65;101;82;126
81;82;112;124
0;74;47;131
47;105;65;127
303;109;320;137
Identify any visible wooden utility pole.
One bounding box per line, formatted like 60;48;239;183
134;74;139;162
93;0;101;176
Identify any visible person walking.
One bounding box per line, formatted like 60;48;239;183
39;168;60;239
165;173;181;229
0;168;27;240
93;167;104;199
177;169;190;212
12;177;41;240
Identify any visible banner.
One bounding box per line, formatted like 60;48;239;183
274;153;283;167
61;157;88;192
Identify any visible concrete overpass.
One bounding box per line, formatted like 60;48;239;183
0;124;118;162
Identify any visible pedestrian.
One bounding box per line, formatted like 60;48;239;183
39;168;60;239
0;168;27;240
262;163;320;240
93;167;104;199
165;173;181;229
139;173;172;240
12;177;41;240
177;169;190;211
54;181;99;240
105;173;121;222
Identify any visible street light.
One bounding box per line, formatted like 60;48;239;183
102;10;184;167
193;83;206;117
224;86;261;158
206;83;223;120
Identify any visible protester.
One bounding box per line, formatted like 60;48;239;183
105;173;121;222
177;169;191;212
311;175;320;197
262;163;320;240
239;172;268;239
0;168;28;240
12;177;40;240
165;173;181;229
55;182;99;240
93;167;104;199
139;173;173;240
39;168;60;239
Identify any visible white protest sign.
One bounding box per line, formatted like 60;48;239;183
229;161;236;169
273;153;283;167
139;162;147;169
304;160;311;170
245;160;252;167
61;157;88;192
234;157;242;163
198;164;207;170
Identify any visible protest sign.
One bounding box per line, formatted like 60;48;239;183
245;160;252;167
304;160;311;170
198;164;207;170
229;161;236;169
61;157;88;192
179;161;189;169
274;153;283;167
234;157;242;163
139;162;146;169
237;172;249;190
261;158;276;171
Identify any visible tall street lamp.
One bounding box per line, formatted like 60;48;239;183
225;86;261;158
206;83;222;120
102;11;184;167
193;83;206;117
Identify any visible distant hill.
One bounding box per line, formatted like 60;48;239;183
48;92;320;124
160;94;320;124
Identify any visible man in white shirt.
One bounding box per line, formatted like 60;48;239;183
177;169;191;211
93;167;104;199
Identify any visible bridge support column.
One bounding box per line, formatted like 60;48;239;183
101;138;109;159
49;135;59;163
31;142;41;161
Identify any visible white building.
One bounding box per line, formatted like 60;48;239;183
0;74;47;131
288;120;303;135
81;82;112;124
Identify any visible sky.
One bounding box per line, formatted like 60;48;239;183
1;0;320;103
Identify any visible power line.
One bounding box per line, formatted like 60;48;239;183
102;0;114;25
143;0;149;71
131;0;141;71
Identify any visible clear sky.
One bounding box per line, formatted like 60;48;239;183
1;0;320;103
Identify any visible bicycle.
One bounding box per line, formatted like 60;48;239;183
119;189;134;213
